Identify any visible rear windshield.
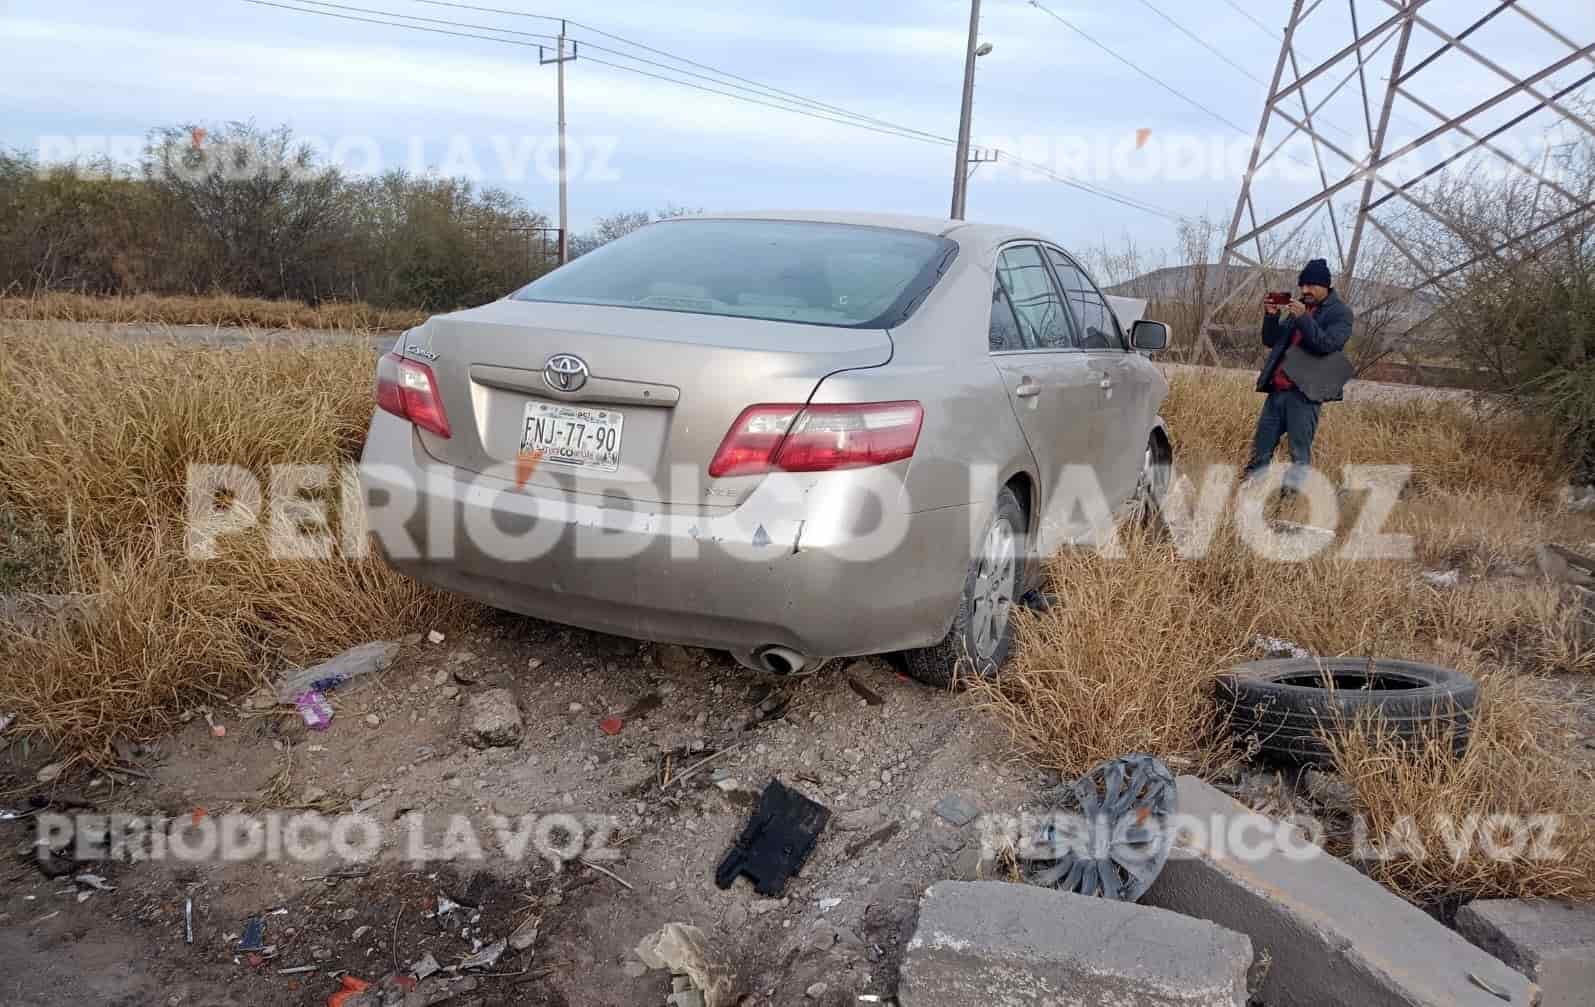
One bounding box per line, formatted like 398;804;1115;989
511;218;954;328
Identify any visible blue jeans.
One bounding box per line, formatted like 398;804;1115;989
1245;388;1320;489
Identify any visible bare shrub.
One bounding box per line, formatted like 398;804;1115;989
0;122;552;310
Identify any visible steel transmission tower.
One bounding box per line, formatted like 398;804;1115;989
1195;0;1595;366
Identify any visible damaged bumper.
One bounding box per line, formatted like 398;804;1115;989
359;412;973;659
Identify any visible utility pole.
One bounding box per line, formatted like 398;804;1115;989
540;23;578;265
949;0;982;220
949;4;994;220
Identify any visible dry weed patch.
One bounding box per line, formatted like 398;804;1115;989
0;292;426;332
976;376;1592;900
0;323;469;760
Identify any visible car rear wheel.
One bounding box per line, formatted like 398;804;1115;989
900;488;1027;688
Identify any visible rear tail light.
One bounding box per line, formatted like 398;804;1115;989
708;401;923;477
375;352;451;439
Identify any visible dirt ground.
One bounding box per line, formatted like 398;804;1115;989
0;613;1041;1007
3;321;1590;1005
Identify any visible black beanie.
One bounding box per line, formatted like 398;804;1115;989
1298;258;1332;288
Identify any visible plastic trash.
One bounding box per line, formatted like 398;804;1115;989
326;975;369;1007
295;691;334;731
274;640;400;703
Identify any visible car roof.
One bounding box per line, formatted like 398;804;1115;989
682;209;1051;247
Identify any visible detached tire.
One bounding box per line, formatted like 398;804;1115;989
900;488;1027;689
1216;658;1477;765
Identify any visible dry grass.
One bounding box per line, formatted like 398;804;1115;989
1326;673;1595;903
1160;368;1563;498
0;292;427;332
973;371;1595;902
0;322;471;761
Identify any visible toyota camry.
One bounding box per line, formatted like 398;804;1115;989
359;211;1171;685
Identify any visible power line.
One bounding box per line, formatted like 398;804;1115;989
240;0;1186;220
242;0;949;145
1220;0;1282;40
1026;0;1361;176
994;151;1187;220
403;0;935;133
394;0;1185;218
267;0;954;142
1027;0;1254;136
1133;0;1267;86
1133;0;1376;145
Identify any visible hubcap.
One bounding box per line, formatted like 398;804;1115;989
971;518;1017;661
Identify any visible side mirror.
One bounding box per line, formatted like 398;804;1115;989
1131;319;1170;352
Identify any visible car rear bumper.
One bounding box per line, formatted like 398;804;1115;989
358;412;975;659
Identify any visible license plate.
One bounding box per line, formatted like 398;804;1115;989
520;401;624;472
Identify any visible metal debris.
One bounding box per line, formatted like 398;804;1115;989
1421;569;1461;588
74;874;115;892
458;939;506;970
184;898;194;943
1251;634;1311;659
410;951;441;980
429;894;475;920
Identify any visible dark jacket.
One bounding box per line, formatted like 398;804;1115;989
1256;290;1355;403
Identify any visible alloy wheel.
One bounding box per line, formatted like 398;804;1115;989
970;517;1017;661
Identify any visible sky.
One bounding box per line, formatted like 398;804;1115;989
2;0;1591;262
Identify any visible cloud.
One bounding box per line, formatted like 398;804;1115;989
0;14;954;171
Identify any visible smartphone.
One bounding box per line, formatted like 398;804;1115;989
1264;291;1293;307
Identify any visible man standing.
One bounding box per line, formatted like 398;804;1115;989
1244;257;1355;491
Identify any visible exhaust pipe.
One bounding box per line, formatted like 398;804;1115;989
755;645;807;676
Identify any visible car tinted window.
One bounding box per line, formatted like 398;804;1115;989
1047;249;1124;350
996;245;1075;349
989;280;1024;352
512;219;954;329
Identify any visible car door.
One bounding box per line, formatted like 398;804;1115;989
1045;247;1146;509
988;243;1106;553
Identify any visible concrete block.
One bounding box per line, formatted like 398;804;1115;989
899;880;1253;1007
1457;899;1595;1006
1143;776;1539;1007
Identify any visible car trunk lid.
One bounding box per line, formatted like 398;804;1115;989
406;299;893;507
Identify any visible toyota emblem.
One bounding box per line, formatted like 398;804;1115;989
543;353;590;392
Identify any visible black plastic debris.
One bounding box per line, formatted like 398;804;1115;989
714;779;829;896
